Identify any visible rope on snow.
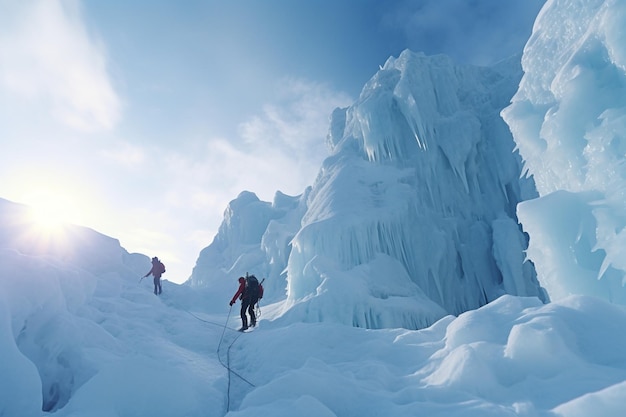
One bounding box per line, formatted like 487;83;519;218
186;307;256;413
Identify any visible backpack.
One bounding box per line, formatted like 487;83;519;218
159;262;166;274
246;274;259;297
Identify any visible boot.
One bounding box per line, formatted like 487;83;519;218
239;316;248;332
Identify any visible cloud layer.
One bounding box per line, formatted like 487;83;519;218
0;0;121;131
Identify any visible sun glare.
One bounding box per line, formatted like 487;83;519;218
24;190;80;236
28;204;69;234
12;184;97;254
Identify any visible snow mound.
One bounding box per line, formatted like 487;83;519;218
233;295;626;417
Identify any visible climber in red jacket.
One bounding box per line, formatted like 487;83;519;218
144;256;165;295
230;275;264;331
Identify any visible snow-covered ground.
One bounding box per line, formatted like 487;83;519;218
2;228;626;416
4;0;626;415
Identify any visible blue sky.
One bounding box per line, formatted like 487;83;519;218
0;0;545;283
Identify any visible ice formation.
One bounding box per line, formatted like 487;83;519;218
283;51;547;328
502;0;626;304
189;190;308;308
5;0;626;414
192;51;548;329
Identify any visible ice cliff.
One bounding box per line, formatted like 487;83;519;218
502;0;626;304
191;50;548;329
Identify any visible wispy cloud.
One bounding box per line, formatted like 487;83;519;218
237;78;353;196
0;0;121;131
100;142;146;168
143;78;353;216
141;79;354;271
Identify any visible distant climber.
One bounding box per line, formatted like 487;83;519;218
144;257;166;295
230;274;264;331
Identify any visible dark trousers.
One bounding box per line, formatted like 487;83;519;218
240;296;258;328
153;276;162;294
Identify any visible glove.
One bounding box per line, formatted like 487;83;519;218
229;300;234;306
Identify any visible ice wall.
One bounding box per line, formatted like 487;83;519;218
502;0;626;303
283;50;547;329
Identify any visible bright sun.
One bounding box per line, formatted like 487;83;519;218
24;190;80;235
28;203;69;234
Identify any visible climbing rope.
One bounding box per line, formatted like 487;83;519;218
184;277;267;413
216;305;233;352
186;307;255;413
186;310;235;329
218;306;256;412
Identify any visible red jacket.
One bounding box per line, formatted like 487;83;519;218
230;277;264;304
230;278;246;305
145;259;165;279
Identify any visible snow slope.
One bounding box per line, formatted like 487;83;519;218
2;198;626;416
